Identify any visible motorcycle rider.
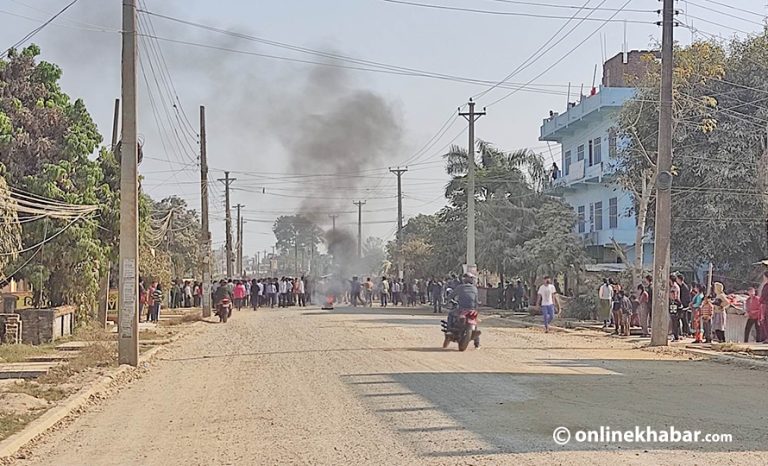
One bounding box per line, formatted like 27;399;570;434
448;273;481;349
213;279;234;318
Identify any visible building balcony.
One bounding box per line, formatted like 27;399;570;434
539;87;636;142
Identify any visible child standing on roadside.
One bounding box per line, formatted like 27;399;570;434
620;291;633;336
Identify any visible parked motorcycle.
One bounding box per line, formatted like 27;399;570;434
440;309;480;351
216;298;232;323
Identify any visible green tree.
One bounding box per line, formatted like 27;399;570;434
0;45;114;314
152;196;201;278
617;39;768;282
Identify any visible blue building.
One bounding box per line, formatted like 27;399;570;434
539;51;655;266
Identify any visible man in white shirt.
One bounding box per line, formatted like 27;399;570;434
598;278;614;328
537;276;559;333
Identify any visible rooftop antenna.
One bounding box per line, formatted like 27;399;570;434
623;20;628;63
592;64;598;94
600;33;606;65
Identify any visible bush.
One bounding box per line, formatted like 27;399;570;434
564;293;598;320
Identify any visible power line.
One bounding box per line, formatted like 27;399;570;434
687;1;766;26
474;0;604;101
378;0;654;22
696;0;766;18
482;0;652;13
2;0;80;58
486;0;635;107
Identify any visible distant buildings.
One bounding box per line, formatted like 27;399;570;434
539;51;656;267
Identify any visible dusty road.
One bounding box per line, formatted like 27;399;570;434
16;306;768;465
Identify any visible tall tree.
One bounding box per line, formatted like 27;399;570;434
617;39;768;282
0;45;115;312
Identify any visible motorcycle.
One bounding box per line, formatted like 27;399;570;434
440;308;480;351
216;298;232;323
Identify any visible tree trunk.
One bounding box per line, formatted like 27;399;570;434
633;171;653;287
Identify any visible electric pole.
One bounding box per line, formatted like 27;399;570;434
459;99;485;275
235;204;244;277
218;172;236;277
118;0;139;366
199;105;211;317
239;217;244;276
390;167;408;279
353;200;366;258
329;214;338;232
650;0;675;347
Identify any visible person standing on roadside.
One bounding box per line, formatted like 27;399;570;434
744;287;762;343
668;274;682;341
431;278;444;314
251;278;261;311
350;276;363;307
537;276;558;333
151;283;163;322
759;271;768;343
364;277;374;307
676;274;691;336
691;284;705;343
138;277;146;323
233;280;246;311
711;282;728;343
598;278;613;328
380;277;390;307
637;284;650;337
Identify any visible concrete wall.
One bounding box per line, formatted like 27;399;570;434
18;306;75;345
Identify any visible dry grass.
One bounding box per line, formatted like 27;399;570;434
7;381;69;402
0;411;39;441
711;342;753;353
0;344;55;364
38;325;117;385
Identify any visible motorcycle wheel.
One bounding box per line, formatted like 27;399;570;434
458;326;473;352
221;311;228;323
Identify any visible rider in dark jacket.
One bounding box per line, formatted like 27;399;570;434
448;273;481;348
213;279;234;316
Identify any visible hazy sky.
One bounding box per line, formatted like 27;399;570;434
1;0;764;257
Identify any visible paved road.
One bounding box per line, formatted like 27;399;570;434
18;306;768;465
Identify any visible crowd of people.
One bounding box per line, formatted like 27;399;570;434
596;272;768;344
344;275;471;312
211;277;313;309
136;276;314;322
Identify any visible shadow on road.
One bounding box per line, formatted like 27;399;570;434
343;361;768;458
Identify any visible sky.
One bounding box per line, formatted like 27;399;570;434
0;0;765;259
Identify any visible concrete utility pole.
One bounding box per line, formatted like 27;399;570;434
390;167;408;279
218;172;236;277
459;99;485;275
199;106;211;317
118;0;139;367
353;200;366;258
235;204;244;277
294;235;299;276
329;214;337;232
650;0;675;347
239;217;244;276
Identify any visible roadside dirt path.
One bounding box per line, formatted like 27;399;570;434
15;306;768;465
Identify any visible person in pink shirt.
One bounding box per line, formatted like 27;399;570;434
758;271;768;343
233;280;247;311
744;287;762;343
